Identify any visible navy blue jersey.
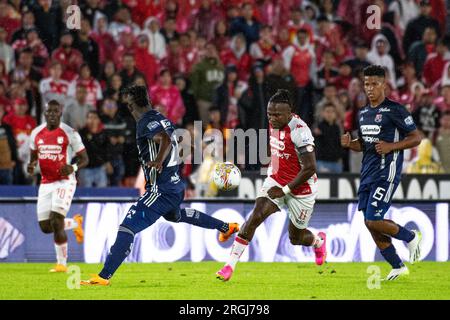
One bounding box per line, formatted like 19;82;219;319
358;98;417;186
136;109;185;193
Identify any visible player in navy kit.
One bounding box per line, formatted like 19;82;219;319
81;85;239;285
341;65;423;280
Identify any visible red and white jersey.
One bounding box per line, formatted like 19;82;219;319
268;114;318;197
29;123;85;184
39;77;70;106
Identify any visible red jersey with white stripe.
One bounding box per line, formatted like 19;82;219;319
29;123;85;184
268;114;318;196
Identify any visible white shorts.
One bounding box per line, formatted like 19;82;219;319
257;177;316;229
37;179;77;221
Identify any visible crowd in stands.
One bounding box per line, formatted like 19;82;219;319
0;0;450;191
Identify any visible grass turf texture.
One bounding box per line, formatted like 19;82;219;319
0;262;448;300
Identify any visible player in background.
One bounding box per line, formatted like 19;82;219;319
341;65;423;280
216;89;326;282
27;100;89;273
81;85;239;286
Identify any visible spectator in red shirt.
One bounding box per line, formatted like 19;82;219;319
113;30;137;70
282;28;317;125
423;37;450;88
149;69;185;125
193;0;223;41
220;33;252;81
2;98;36;151
249;25;281;66
135;34;159;87
212;20;230;53
286;7;314;45
434;84;450;112
334;61;353;91
51;31;84;82
92;11;117;65
39;60;70;112
12;28;48;70
179;33;199;75
68;64;103;108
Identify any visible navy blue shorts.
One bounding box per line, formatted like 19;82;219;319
121;190;185;234
358;181;399;221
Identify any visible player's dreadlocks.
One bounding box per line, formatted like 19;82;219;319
121;85;152;108
268;89;294;108
363;65;386;78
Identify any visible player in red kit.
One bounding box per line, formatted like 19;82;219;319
216;89;327;281
27;100;89;273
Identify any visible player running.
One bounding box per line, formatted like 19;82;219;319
81;85;239;286
216;89;326;282
341;65;423;280
27;100;88;273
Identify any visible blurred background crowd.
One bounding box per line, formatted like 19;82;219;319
0;0;450;193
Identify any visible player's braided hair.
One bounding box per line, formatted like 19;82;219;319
268;89;293;107
363;65;386;78
121;85;151;108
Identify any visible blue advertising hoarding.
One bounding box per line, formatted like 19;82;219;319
0;201;448;263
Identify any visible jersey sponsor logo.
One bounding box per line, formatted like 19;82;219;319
374;114;382;123
38;145;63;154
38;153;65;161
57;136;64;144
170;172;181;184
271;149;292;159
361;125;381;135
362;136;380;143
160;119;171;129
404;115;414;126
270;136;285;151
147;121;160;131
379;107;391;112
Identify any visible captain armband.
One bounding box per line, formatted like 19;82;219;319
298;145;315;154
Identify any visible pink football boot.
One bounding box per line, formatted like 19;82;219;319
216;265;234;281
314;232;327;265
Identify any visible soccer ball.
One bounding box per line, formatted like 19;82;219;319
212;162;241;191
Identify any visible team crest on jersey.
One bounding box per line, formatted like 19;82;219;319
374;114;382;123
57;137;64;144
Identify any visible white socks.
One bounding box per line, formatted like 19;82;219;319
64;218;78;230
227;236;248;270
313;234;324;248
55;242;68;266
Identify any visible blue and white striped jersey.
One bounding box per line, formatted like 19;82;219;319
136;109;185;193
357;98;417;186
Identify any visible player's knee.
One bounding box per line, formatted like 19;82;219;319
49;215;64;232
39;221;53;234
289;235;302;245
365;220;378;231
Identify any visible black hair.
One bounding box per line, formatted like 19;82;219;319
47;99;61;107
268;89;293;107
363;65;386;78
121;85;151;108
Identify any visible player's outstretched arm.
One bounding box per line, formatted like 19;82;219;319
341;132;363;152
146;131;172;173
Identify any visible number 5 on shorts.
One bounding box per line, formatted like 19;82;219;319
373;187;386;201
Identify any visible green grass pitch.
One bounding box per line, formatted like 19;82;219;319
0;262;449;300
